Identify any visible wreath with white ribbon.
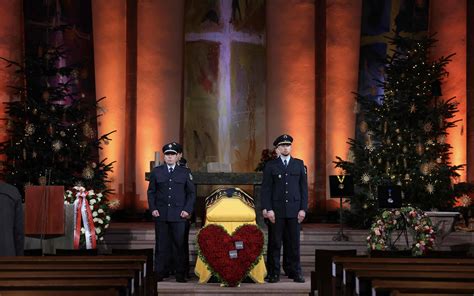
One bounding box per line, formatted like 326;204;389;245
64;186;111;249
367;206;436;256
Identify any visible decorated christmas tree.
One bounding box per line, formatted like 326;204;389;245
0;42;115;196
335;34;463;227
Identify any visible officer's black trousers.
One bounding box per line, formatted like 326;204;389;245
155;221;186;276
265;219;290;276
270;218;302;276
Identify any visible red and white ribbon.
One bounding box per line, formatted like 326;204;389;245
73;188;97;249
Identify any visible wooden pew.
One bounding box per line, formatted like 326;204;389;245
111;249;155;296
0;256;147;296
391;292;473;296
342;264;474;296
0;256;147;286
331;256;474;296
0;290;118;296
0;278;130;296
313;249;357;296
0;270;136;295
354;270;474;296
371;279;474;296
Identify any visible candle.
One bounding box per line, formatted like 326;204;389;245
154;151;160;167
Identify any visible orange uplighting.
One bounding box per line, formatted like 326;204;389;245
0;0;23;147
429;0;467;181
92;0;127;204
266;0;315;208
325;0;362;210
135;0;185;209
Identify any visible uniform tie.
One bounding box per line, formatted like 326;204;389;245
169;167;174;174
283;159;288;167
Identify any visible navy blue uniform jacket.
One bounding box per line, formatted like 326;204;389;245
147;165;196;222
261;157;308;218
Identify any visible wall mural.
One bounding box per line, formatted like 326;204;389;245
184;0;266;172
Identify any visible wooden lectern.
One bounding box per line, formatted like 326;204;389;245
25;186;65;238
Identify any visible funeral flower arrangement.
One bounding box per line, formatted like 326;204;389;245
64;186;111;249
367;206;436;256
196;224;264;287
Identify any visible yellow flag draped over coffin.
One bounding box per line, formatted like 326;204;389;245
194;188;267;284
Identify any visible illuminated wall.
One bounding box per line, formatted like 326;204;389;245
266;0;315;208
325;0;362;210
92;0;127;207
429;0;467;181
136;0;185;209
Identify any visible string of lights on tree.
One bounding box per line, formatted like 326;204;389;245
0;38;115;196
334;34;464;227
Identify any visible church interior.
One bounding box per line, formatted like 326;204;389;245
0;0;473;295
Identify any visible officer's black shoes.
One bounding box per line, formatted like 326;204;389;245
267;275;280;283
293;274;305;283
176;275;187;283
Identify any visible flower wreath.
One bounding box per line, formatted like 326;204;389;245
367;206;436;256
196;223;264;287
64;186;111;249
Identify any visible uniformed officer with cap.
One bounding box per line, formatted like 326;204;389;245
147;142;195;282
261;134;308;283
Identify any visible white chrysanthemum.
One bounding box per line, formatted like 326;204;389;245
106;216;111;221
96;193;103;198
88;190;95;196
105;224;109;229
89;205;94;210
98;219;104;224
95;228;101;234
98;209;104;214
89;199;96;205
93;218;99;222
92;211;98;217
81;227;85;234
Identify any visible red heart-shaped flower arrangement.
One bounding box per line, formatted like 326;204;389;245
197;224;264;287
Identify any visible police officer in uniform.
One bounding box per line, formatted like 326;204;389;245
262;134;308;283
147;142;195;282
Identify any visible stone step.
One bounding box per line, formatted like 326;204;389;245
157;275;311;295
